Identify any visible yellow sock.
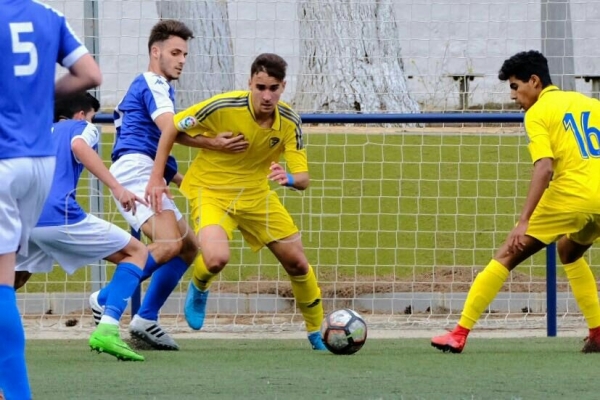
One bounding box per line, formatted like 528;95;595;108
458;260;510;330
192;256;218;291
564;258;600;329
289;265;323;332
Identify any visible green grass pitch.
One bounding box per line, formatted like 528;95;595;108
28;338;599;399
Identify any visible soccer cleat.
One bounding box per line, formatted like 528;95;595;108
129;315;179;351
581;327;600;353
89;323;145;361
431;325;470;354
184;281;209;330
308;331;327;351
89;291;104;326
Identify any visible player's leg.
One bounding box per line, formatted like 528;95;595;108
185;224;231;330
27;215;146;361
14;238;51;290
0;156;54;400
432;203;586;353
268;236;326;350
129;213;197;348
431;235;546;353
184;197;236;330
99;155;188;348
93;215;184;350
558;220;600;352
89;235;147;361
0;254;31;399
241;191;325;350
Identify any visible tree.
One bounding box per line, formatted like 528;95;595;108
156;1;234;108
293;0;419;113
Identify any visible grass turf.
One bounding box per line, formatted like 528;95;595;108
27;337;599;400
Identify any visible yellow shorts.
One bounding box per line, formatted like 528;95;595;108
526;198;600;245
187;188;299;252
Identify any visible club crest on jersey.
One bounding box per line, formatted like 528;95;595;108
269;137;280;148
178;116;197;130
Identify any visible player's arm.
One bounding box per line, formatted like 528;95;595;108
518;157;553;221
54;16;102;96
71;124;146;214
269;118;309;190
55;54;102;97
170;172;184;188
175;131;248;152
507;113;554;253
268;162;309;190
147;112;178;212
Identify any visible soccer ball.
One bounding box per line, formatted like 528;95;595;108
320;308;368;355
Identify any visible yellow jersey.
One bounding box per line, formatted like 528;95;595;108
174;90;307;198
526;85;600;212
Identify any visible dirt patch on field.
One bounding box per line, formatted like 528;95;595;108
209;266;570;298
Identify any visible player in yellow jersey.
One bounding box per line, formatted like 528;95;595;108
148;53;326;350
432;50;600;353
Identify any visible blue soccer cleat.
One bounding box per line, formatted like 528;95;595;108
308;331;327;351
184;281;209;330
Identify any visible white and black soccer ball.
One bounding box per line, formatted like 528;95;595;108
320;308;368;355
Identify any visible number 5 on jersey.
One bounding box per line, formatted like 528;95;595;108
564;111;600;158
10;22;38;76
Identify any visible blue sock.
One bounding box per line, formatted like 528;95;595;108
140;253;159;281
137;256;189;321
0;285;31;400
98;253;158;306
103;263;143;321
97;283;110;306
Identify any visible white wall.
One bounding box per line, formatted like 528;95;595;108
46;0;600;111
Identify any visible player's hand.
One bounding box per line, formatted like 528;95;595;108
111;186;147;216
212;132;249;153
145;175;172;214
268;162;292;186
507;221;528;254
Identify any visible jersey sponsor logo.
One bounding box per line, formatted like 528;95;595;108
269;137;280;147
177;116;197;131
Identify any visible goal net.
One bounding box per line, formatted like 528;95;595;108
24;0;600;335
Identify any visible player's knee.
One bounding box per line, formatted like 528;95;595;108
203;254;229;273
557;237;589;264
178;234;198;265
129;238;147;256
558;245;580;264
180;244;198;266
160;241;183;261
283;260;310;276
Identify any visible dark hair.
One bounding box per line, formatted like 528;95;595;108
54;92;100;122
250;53;287;81
498;50;553;87
148;20;194;53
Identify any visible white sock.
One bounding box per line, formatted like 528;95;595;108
100;315;119;326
